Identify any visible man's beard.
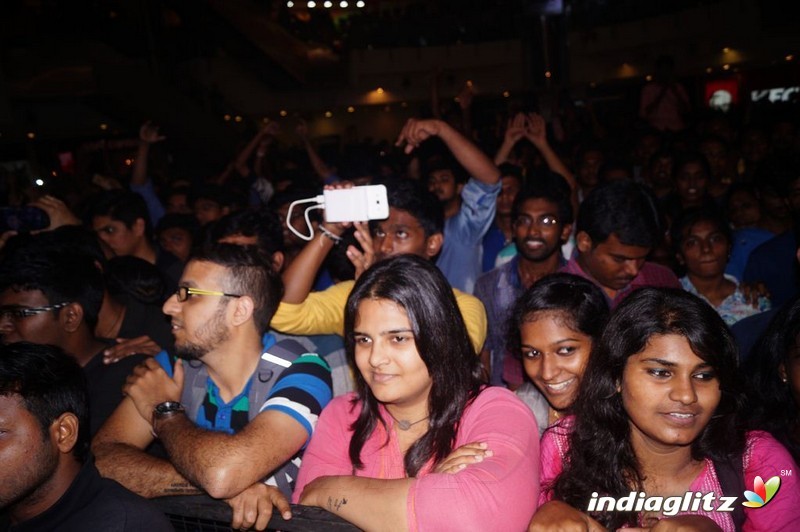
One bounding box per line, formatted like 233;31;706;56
175;305;230;361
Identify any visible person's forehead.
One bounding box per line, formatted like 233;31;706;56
385;208;423;228
517;197;559;216
0;394;28;423
0;288;49;306
161;226;190;237
597;235;650;258
194;198;221;208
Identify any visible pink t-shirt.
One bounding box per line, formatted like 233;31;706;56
539;418;800;531
294;387;540;531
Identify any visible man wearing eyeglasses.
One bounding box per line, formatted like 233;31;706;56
93;244;332;531
474;172;574;388
0;246;148;437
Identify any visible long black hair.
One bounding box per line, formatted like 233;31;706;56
344;255;482;476
743;296;800;461
551;288;746;529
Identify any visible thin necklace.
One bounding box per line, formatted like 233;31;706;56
386;409;428;431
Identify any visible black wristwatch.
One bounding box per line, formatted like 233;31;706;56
151;401;185;437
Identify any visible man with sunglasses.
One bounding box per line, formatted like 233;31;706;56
0;246;148;437
93;243;332;531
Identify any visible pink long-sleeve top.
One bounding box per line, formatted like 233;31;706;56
293;386;540;531
539;417;800;531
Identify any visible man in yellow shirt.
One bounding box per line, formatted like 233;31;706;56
272;120;492;353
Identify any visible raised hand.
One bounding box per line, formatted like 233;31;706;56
395;118;444;155
139;121;166;144
346;221;375;280
524;112;548;149
29;195;80;232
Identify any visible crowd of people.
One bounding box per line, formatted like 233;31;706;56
1;71;800;531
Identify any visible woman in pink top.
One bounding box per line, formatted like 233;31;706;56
531;288;800;531
294;255;540;531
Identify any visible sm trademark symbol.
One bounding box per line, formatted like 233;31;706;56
781;470;793;477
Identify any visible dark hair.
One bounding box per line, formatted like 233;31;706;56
377;177;444;237
743;296;800;460
498;163;524;182
599;160;632;183
156;213;200;240
576;182;662;248
189;184;238;209
671;208;732;256
88;189;153;239
672;152;711;181
162;185;192;205
191;243;282;335
425;154;468;184
508;273;609;359
344;255;482;476
105;256;167;305
0;247;104;328
0;342;90;462
511;171;574;226
552;288;745;529
203;208;285;255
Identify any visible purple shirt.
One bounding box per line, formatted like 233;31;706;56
560;257;681;308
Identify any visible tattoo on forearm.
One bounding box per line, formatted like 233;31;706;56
163;482;200;495
327;496;348;512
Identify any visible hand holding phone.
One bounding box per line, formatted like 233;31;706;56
0;206;50;233
323;185;389;223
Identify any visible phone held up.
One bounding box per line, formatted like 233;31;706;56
0;206;50;233
323;185;389;223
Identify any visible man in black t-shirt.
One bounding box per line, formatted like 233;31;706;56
0;247;145;436
0;342;171;531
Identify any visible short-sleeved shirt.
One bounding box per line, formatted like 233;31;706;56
154;333;332;444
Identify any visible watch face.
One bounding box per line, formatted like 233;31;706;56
155;401;184;415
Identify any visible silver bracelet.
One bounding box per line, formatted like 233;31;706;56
318;224;342;244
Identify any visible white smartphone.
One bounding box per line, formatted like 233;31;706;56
323;185;390;223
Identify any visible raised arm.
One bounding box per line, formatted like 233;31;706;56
396;118;500;186
234;121;280;178
131;121;165;187
296;119;334;183
494;112;527;165
524;113;579;216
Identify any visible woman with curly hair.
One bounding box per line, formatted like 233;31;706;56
530;288;800;531
294;255;539;530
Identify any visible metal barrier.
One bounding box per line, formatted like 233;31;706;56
153;495;361;532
